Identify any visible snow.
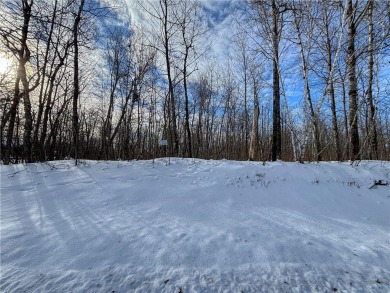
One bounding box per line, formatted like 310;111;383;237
1;159;389;292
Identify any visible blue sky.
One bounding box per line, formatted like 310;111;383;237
125;0;234;58
120;0;390;113
119;0;312;108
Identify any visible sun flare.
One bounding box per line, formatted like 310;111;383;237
0;55;12;74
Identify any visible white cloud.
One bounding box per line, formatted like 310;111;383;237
121;0;236;68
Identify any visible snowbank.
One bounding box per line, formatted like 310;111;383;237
1;159;389;292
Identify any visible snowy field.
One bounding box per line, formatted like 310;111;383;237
1;159;389;292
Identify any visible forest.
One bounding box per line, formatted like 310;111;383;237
1;0;389;165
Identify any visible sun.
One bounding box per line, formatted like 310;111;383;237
0;55;12;74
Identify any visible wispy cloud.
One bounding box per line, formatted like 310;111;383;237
123;0;235;64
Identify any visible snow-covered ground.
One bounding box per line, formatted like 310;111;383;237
1;159;389;292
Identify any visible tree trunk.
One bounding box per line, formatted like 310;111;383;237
3;77;21;165
367;0;378;159
183;47;192;158
347;0;360;160
271;0;281;161
72;0;85;165
323;5;341;161
4;0;33;165
33;0;58;161
162;0;179;156
339;67;349;159
40;46;69;161
243;56;248;159
21;67;33;163
293;11;321;161
249;103;259;161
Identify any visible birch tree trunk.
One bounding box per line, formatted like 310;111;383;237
293;10;321;161
322;2;341;161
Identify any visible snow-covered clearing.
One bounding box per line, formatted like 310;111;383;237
1;159;389;292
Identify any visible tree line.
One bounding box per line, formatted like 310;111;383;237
1;0;389;165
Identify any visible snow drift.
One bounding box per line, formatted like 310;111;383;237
1;159;389;292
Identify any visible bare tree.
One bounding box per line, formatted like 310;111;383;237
1;0;38;164
249;103;259;160
366;0;378;159
234;34;251;159
71;0;85;165
346;0;370;161
320;0;342;161
270;0;283;161
248;0;289;160
175;0;207;158
292;3;322;161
